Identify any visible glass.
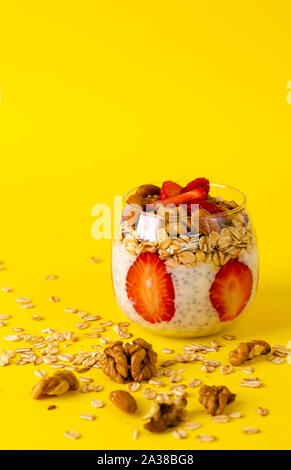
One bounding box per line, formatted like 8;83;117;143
112;182;258;338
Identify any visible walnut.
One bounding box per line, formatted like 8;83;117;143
229;340;271;366
123;338;157;382
143;396;187;432
31;371;79;399
101;338;157;383
101;341;129;384
199;384;236;416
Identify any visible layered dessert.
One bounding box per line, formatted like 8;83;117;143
112;178;258;337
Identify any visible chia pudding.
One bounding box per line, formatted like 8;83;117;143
112;179;259;338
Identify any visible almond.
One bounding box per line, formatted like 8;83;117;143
109;390;137;414
198;208;221;235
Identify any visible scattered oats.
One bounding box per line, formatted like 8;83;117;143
270;356;285;365
91;399;104;408
85;333;101;338
99;337;112;345
161;359;177;367
47;405;57;410
99;321;113;327
240;377;262;388
201;364;216;373
64;308;79;314
16;297;32;304
82;315;101;321
80;376;94;383
272;345;289;357
0;321;8;327
44;275;58;280
196;434;216;443
76;321;90;330
51;363;65;369
133;430;139;440
212;414;230;423
183;422;201;431
287;354;291;365
229;412;243;419
94;385;104;392
90;256;101;263
220;365;233;375
243;427;260;434
162;348;175;354
13;327;24;332
211;340;222;349
49;296;60;303
64;431;81;440
1;286;13;293
148;378;165;388
41;328;56;333
34;369;47;378
169;373;183;383
257;407;269;417
4;335;21;342
57;354;73;362
80;413;96;421
189;379;202;388
143;388;157;400
173;429;187;439
239;367;255;374
21;303;35;309
90;344;102;349
127;382;140;392
63;343;72;348
223;334;236;340
0;351;10;366
32;315;43;321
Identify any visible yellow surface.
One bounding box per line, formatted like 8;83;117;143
0;0;291;450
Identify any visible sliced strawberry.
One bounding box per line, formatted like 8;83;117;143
160;181;183;200
126;252;175;324
209;259;253;322
154;187;207;207
181;178;210;195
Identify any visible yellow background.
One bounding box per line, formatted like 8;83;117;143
0;0;291;450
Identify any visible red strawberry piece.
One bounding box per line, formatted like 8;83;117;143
154;187;207;207
160;181;183;200
209;259;253;322
126;252;175;324
187;200;223;215
181;178;210;195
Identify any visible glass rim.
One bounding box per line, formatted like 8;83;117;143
123;182;247;219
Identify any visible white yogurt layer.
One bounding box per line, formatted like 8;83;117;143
112;241;259;338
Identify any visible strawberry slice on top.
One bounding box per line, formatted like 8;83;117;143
154;187;207;207
126;252;175;323
160;181;183;200
209;259;253;322
181;177;210;195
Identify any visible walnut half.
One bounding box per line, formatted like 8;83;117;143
101;338;157;383
143;396;187;432
199;384;235;416
229;340;271;366
31;371;79;399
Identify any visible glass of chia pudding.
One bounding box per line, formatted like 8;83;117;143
112;178;258;338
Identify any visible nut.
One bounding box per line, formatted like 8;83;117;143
143;396;187;433
109;390;137;414
198;384;236;416
31;370;79;399
229;340;271;366
101;338;157;383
